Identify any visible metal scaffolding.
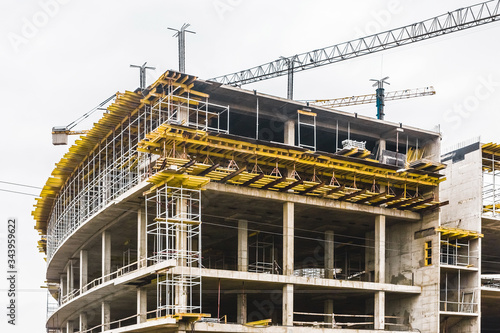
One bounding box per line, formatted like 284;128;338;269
150;82;229;134
482;143;500;217
41;72;230;261
248;233;278;274
146;184;202;316
45;100;154;260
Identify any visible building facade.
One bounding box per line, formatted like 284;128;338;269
440;139;500;332
34;71;465;332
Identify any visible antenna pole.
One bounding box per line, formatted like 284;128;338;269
168;23;196;73
130;62;156;90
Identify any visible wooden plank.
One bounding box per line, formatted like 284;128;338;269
177;160;197;173
419;200;449;212
404;197;435;210
242;173;265;187
338;189;367;201
300;181;325;195
261;176;287;190
355;191;387;204
279;179;303;192
219;167;246;183
386;196;420;209
197;163;220;176
371;194;403;206
322;185;345;197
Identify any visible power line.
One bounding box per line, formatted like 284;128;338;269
0;188;39;197
0;180;42;190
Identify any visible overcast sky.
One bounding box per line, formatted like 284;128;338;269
1;0;499;332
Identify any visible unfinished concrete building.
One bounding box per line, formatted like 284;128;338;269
440;139;500;332
35;71;460;333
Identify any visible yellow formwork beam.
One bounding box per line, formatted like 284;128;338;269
244;319;272;327
436;226;483;239
138;123;443;189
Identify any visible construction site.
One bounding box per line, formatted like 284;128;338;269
32;2;500;333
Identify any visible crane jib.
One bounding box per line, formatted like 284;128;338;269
209;0;500;87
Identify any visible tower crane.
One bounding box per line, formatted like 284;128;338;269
307;81;436;120
309;86;436;109
209;0;500;99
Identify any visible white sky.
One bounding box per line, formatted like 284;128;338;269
1;0;499;332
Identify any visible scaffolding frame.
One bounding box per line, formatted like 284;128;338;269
248;234;278;274
483;148;500;217
440;270;478;313
45;103;155;260
440;238;478;267
146;184;202;316
151;87;229;134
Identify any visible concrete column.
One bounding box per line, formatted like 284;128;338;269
178;105;189;125
238;220;248;272
66;320;74;333
237;293;247;324
60;274;66;299
101;302;110;331
375;215;385;284
284;120;295;146
324;299;334;326
378;138;386;162
79;312;87;332
138;207;147;268
102;231;111;282
66;261;74;297
80;250;88;292
283;202;294;276
365;231;375;282
325;230;335;279
175;198;188;312
282;284;294;326
374;291;385;330
137;287;147;324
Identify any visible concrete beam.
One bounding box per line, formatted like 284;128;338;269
172;267;421;294
283;202;294;276
238;220;248;272
375;215;386;284
283;284;293;326
205;183;421;221
102;231;111;282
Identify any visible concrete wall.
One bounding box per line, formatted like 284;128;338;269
386;211;440;333
440;144;482;232
440;143;482;333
